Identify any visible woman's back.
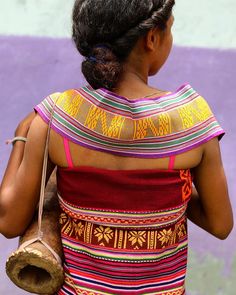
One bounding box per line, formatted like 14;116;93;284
33;85;224;294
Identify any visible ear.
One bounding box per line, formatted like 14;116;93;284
144;28;160;51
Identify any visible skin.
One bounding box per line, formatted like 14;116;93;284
0;15;233;239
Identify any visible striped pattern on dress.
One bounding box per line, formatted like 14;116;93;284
58;189;189;295
35;84;224;158
34;85;224;294
54;167;193;294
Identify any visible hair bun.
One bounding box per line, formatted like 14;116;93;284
82;46;122;90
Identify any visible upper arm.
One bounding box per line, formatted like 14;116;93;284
0;115;55;236
192;137;233;233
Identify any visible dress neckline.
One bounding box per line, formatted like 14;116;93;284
95;83;190;103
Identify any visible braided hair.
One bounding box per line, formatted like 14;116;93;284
72;0;175;90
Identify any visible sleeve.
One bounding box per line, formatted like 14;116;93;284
166;88;226;157
176;92;225;152
194;95;225;142
34;92;61;125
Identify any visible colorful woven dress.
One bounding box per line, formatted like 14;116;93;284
35;84;224;295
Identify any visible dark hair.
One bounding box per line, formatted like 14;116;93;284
72;0;175;90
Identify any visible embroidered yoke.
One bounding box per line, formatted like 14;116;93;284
35;84;225;295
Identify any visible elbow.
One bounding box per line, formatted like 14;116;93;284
0;219;25;239
0;230;20;239
213;230;233;240
0;225;24;239
0;195;20;238
0;199;29;239
0;223;20;239
0;225;21;239
210;221;234;240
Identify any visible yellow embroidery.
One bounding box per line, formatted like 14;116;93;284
94;226;114;245
60;213;74;237
169;224;179;245
178;224;187;238
58;90;84;117
178;106;194;129
157;222;186;247
147;231;155;250
84;222;93;244
158;229;173;245
84;105;125;139
105;116;125;138
60;212;68;225
133;113;171;139
178;96;212;129
158;113;172;136
117;230;124;249
84;105;102;129
134;118;157;139
73;221;85;238
196;96;212;119
128;231;147;248
60;213;187;250
123;230;128;249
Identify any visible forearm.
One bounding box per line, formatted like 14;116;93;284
187;187;213;234
189;139;233;240
188;181;233;240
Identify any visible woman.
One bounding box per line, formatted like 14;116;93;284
0;0;233;294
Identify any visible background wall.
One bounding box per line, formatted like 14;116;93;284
0;1;235;294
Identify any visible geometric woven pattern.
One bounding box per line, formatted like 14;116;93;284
35;84;224;158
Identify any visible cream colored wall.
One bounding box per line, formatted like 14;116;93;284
0;0;236;48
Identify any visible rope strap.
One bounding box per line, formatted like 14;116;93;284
20;94;61;264
18;238;62;264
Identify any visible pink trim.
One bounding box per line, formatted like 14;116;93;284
168;156;176;170
63;138;74;168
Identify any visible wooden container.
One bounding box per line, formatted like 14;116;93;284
5;174;64;294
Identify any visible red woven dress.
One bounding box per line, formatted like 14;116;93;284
35;84;224;295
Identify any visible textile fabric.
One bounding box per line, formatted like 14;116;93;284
35;84;224;158
34;84;224;294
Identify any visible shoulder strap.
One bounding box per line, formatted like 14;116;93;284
63;138;74;168
168;156;176;170
19;94;61;264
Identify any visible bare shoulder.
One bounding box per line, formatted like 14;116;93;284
200;137;223;166
27;115;48;142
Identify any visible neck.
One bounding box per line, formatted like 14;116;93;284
114;64;151;97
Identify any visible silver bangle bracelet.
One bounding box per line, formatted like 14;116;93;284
6;136;27;145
